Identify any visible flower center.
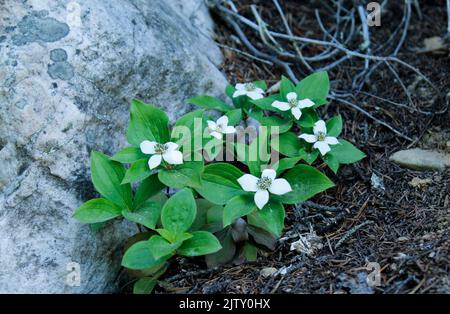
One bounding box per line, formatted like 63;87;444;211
288;97;298;107
257;176;272;190
317;132;326;141
245;83;256;91
154;143;168;154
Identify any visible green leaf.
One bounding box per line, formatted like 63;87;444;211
122;241;167;270
328;139;366;164
273;157;301;175
134;174;165;208
171;110;205;155
147;235;179;260
298;148;319;165
279;164;335;204
127;99;170;146
194;163;245;205
247;225;278;250
250;94;281;111
90;151;132;209
122;200;161;229
133;277;157;294
326;115;343;137
253;80;267;90
247;201;285;237
186;95;232;112
74;198;122;223
121;159;151;184
161;188;197;235
297;108;319;128
158;161;203;189
110;147;147;164
205;230;236;267
177;231;222;257
225;85;235;98
249;111;292;133
223;195;257;227
226;108;243;126
277;132;302;157
323;153;340;173
242;242;257;262
296;71;329;105
280;76;295;100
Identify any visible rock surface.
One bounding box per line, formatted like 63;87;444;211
389;149;450;171
0;0;226;293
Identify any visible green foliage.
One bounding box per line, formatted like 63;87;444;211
73;71;366;294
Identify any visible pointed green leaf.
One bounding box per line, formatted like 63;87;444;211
133;277;157;294
158;161;203;189
74;198;122;223
122;159;151;184
194;163;245;205
127;99;170;146
328;140;366;164
223;195;257;227
186;95;233;112
110;147;147;164
122;241;167;270
122;200;161;229
90;151;132;209
161;188;197;234
326;115;343;137
279;164;335;204
247;201;285;237
147;235;179;260
177;231;222;257
296;71;329;105
134;174;165;208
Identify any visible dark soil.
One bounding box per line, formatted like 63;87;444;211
155;1;450;294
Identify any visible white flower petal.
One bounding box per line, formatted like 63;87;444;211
148;154;162;169
254;190;269;210
313;141;331;156
216;115;229;127
235;83;246;90
247;91;264;100
299;134;317;143
286;92;297;102
223;126;236;134
237;174;259;192
207;120;217;129
325;137;339;145
165;142;179;151
269;178;292;195
233;89;247;98
140;140;157;154
313;120;327;135
162;150;183;165
298;98;315;109
210;131;223;140
261;168;276;180
272;101;290;111
254;88;265;95
291;106;302;120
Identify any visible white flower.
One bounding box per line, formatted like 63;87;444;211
232;82;264;100
237;169;292;210
271;92;315;120
298;120;339;156
140;140;183;170
207;115;236;140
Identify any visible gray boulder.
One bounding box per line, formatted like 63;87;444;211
0;0;226;293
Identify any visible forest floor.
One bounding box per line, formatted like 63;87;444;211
156;1;449;294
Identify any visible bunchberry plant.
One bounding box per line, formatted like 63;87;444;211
73;71;365;293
